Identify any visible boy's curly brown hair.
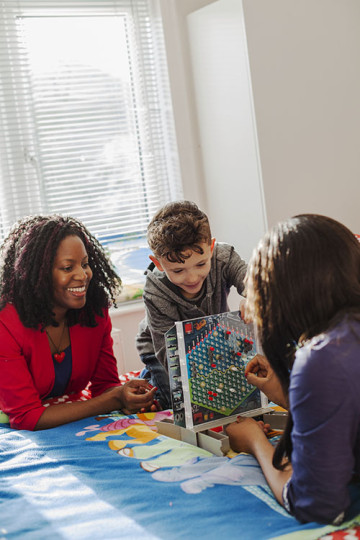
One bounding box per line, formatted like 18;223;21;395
147;201;212;263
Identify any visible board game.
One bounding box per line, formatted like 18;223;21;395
165;311;269;431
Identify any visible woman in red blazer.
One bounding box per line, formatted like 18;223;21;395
0;215;157;430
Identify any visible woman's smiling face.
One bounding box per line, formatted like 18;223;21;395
51;235;93;319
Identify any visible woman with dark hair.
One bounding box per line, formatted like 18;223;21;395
226;214;360;524
0;215;157;431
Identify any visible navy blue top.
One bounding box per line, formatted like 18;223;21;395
283;317;360;524
46;345;72;399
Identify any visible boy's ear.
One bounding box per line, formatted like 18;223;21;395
210;238;216;254
149;255;164;272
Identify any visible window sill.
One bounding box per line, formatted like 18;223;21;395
116;282;144;303
110;299;145;316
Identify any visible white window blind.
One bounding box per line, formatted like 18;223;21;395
0;0;182;297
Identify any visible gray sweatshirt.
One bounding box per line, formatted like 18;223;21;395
136;242;247;370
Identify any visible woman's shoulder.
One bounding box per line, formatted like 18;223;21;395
0;303;23;326
290;317;360;435
0;304;35;347
77;307;110;329
305;316;360;353
293;316;360;381
95;307;110;324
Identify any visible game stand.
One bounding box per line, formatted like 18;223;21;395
164;311;273;453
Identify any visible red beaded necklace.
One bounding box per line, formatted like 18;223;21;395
46;322;67;363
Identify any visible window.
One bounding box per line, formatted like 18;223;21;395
0;0;182;301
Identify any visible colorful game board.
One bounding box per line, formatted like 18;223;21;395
165;311;268;431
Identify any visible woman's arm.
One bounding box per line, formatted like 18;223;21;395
225;355;291;506
229;335;358;524
35;310;159;430
0;308;158;430
225;417;292;505
35;380;157;430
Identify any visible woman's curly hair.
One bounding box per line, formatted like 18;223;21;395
0;215;122;328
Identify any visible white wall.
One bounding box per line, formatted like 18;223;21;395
158;0;212;211
242;0;360;231
110;303;145;374
163;0;360;234
113;0;360;371
186;0;267;261
160;0;267;262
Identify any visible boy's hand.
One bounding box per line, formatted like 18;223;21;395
239;297;251;323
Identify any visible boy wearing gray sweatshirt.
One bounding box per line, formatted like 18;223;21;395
136;200;247;408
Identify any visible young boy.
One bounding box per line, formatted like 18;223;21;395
136;200;247;409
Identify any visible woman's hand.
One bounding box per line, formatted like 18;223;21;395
35;380;160;430
225;416;268;454
225;416;292;506
108;379;159;414
245;354;288;409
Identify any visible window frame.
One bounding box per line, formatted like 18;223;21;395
0;0;182;300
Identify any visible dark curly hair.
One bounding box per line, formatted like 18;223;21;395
245;214;360;470
0;215;122;328
147;200;212;263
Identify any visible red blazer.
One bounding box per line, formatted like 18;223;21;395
0;304;120;430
